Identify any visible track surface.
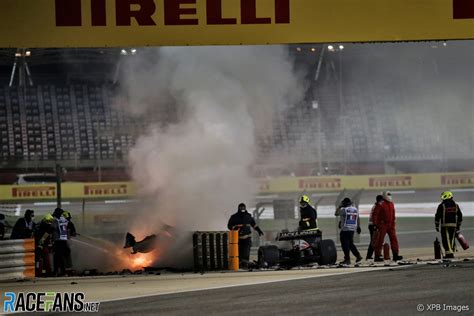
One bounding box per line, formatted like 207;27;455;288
88;262;474;315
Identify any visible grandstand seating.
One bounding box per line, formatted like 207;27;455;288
0;84;137;163
0;44;472;176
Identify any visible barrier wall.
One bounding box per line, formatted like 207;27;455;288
0;182;136;201
0;239;35;281
193;231;229;273
0;172;473;201
258;172;474;193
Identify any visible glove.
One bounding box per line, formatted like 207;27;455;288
435;226;439;232
373;225;378;231
356;226;361;234
455;230;460;236
37;244;43;250
255;226;264;237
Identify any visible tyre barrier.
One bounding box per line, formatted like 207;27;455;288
0;239;35;281
193;231;229;273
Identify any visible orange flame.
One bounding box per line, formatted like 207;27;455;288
129;253;156;269
113;248;159;270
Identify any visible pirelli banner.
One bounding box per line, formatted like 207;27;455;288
0;182;135;202
258;172;474;194
0;172;473;201
0;0;473;47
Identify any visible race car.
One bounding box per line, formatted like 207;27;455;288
257;229;337;268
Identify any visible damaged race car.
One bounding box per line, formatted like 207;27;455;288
257;229;337;268
124;224;174;254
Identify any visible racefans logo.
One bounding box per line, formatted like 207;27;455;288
3;292;100;313
84;184;128;196
441;174;474;186
298;178;341;190
11;186;56;198
369;176;412;188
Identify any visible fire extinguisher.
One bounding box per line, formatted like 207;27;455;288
456;232;470;250
434;237;442;259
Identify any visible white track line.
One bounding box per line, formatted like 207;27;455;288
33;201;70;206
452;188;474;193
100;265;408;304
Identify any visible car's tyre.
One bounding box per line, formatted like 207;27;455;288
319;239;337;265
258;245;280;268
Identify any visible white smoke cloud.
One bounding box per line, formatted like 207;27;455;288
117;46;303;266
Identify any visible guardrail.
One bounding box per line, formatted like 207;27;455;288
0;239;35;282
193;231;229;273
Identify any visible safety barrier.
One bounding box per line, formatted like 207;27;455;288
0;239;35;282
228;230;239;271
193;231;228;273
0;182;135;201
258;172;474;193
1;171;473;202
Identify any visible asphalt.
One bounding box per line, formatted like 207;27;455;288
93;261;474;316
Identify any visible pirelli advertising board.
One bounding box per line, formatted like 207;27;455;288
0;182;136;201
258;172;474;194
0;172;472;201
0;0;473;47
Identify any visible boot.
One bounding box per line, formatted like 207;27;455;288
393;253;403;261
355;256;363;263
374;256;384;262
339;259;351;265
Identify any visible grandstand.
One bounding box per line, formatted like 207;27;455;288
0;43;473;182
259;42;474;176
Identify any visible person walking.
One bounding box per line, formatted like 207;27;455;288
51;208;70;276
227;203;264;267
435;191;463;259
366;195;383;260
373;191;403;262
299;195;318;231
338;198;362;265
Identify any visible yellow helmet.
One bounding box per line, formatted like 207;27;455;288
441;191;453;200
42;213;54;224
300;195;311;204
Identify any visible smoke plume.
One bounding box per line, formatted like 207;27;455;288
118;46;303;266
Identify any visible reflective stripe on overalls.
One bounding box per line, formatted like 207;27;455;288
442;204;457;254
